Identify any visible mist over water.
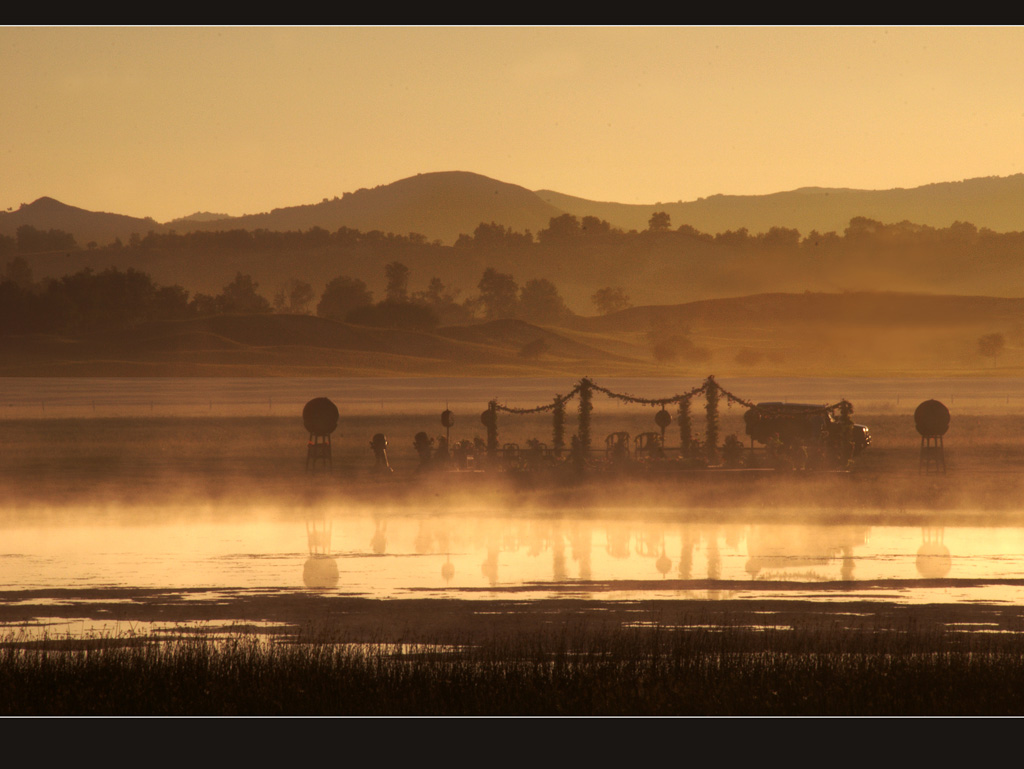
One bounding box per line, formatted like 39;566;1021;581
6;376;1024;418
4;376;1024;638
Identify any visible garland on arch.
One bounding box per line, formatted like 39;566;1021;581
492;384;581;415
484;377;854;458
491;376;849;417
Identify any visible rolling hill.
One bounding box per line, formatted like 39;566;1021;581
538;175;1024;236
4;172;1024;250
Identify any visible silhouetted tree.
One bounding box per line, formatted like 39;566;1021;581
4;257;34;290
317;276;373;322
0;281;31;334
519;278;571;324
978;333;1006;367
592;286;632;315
190;293;219;317
153;285;190;319
16;225;76;252
412;277;471;325
457;222;534;249
714;228;750;247
384;262;410;303
581;216;613;236
476;268;519;319
648;211;671;232
538;214;581;245
217;273;271;314
760;226;801;249
273;279;315;314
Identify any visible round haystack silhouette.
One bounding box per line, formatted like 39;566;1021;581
914;399;950;437
303;397;339;437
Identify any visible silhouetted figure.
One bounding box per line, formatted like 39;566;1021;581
413;431;433;470
434;436;451;468
635;432;664;460
606;432;630;464
370;433;393;473
453;439;470;470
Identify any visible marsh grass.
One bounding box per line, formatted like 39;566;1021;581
4;623;1024;715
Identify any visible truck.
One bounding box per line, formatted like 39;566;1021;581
743;402;870;470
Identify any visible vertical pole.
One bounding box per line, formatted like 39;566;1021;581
705;377;719;465
552;395;565;458
578;378;593;456
486;400;498;459
678;396;691;458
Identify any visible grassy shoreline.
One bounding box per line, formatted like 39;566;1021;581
5;622;1024;715
6;406;1024;715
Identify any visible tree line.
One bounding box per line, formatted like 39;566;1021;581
7;212;1023;315
7;214;1020;258
0;257;593;337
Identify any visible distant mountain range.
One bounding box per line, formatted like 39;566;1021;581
538;174;1024;237
3;171;1024;248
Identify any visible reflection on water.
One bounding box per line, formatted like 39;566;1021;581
303;517;338;588
5;508;1024;611
917;527;952;579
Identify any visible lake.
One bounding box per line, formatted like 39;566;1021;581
3;376;1024;640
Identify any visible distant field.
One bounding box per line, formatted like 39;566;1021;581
1;292;1021;378
1;405;1023;519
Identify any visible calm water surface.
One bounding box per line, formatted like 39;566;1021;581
5;508;1024;609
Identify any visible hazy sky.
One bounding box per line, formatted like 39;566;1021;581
4;26;1023;222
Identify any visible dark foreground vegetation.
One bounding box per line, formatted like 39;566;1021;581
6;624;1024;716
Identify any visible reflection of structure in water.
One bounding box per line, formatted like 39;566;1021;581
917;528;952;579
744;525;868;581
371;517;387;554
655;536;672;578
303;517;339;588
481;541;499;585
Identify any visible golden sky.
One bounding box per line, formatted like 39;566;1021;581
3;26;1023;222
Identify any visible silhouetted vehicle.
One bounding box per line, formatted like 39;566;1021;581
744;402;870;469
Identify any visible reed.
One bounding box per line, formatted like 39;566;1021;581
4;623;1024;715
